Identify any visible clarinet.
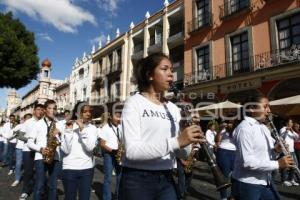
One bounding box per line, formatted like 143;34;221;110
266;114;300;179
171;84;231;191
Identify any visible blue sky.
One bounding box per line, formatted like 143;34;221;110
0;0;174;110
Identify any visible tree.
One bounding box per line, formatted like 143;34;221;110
0;12;39;89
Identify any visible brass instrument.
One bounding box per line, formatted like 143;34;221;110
184;146;198;173
44;121;60;164
266;114;300;179
115;143;125;165
171;84;231;191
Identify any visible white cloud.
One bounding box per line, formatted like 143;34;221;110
95;0;124;16
37;33;53;42
89;33;106;45
1;0;97;33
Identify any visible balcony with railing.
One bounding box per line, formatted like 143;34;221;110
184;70;212;86
168;22;184;47
184;45;300;86
253;45;300;71
219;0;251;20
148;35;162;53
131;43;144;60
109;62;122;75
188;13;213;33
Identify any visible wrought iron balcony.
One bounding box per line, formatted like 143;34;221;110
188;13;213;33
185;45;300;86
219;0;251;19
184;70;212;86
253;45;300;71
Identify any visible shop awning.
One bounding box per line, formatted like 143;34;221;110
270;95;300;116
190;100;242;112
270;95;300;106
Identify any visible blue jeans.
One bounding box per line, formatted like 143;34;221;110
8;142;16;170
216;148;236;199
0;141;3;162
119;167;177;200
1;142;9;165
34;160;60;200
281;152;298;182
15;148;23;181
232;178;280;200
102;151;121;200
22;151;35;194
62;168;94;200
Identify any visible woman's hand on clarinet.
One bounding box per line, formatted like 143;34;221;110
178;125;205;148
278;155;294;169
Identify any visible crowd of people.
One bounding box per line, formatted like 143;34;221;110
0;53;299;200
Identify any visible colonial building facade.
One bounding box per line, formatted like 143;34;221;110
69;51;93;108
54;79;70;114
183;0;300;104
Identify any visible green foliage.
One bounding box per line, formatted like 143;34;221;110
0;12;39;89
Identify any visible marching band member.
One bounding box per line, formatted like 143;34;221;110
11;113;32;187
99;111;122;200
280;119;299;186
215;120;237;200
27;100;61;200
232;94;294;200
119;53;204;200
2;114;17;175
61;104;97;200
205;121;217;154
19;103;44;200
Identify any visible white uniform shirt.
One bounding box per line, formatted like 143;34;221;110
99;123;121;150
3;122;17;143
21;117;40;152
280;126;299;152
206;129;216;148
27;117;62;161
57;119;67;134
219;129;236;151
232;116;278;185
61;123;98;170
121;93;187;171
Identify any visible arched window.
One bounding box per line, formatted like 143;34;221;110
79;68;84;79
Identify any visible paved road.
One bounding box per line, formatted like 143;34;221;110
0;158;299;200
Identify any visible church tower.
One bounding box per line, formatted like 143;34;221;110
39;58;52;103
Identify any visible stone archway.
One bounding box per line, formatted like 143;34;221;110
268;77;300;100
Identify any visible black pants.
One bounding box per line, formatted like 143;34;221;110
22;151;35;194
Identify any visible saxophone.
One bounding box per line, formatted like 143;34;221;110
184;147;198;173
44;121;60;164
115;142;124;165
